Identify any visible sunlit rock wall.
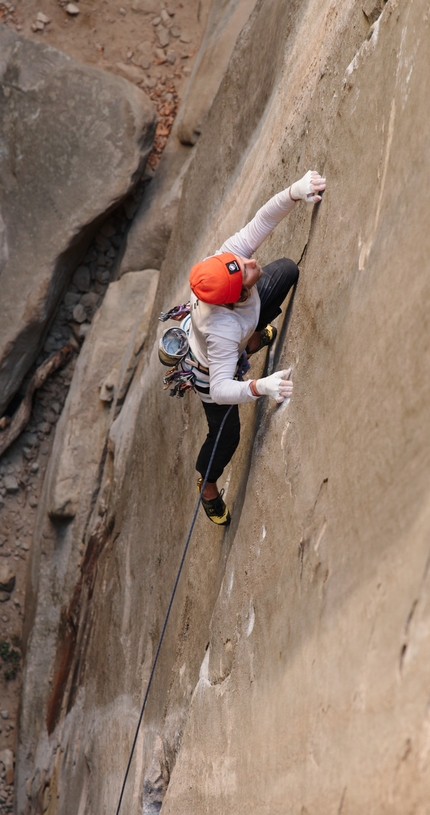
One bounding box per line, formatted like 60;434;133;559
17;0;430;813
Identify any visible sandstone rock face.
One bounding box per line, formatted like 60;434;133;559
17;270;159;813
17;0;430;814
118;136;194;274
175;0;259;146
0;29;156;416
118;0;258;276
46;270;159;520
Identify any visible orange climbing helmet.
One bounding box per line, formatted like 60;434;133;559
189;253;243;304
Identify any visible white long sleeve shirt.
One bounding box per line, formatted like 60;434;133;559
187;186;296;404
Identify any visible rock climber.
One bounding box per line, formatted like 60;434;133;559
186;169;326;525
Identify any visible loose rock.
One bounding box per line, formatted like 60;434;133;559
0;566;15;593
131;0;158;12
4;476;19;494
157;26;170;48
66;4;80;15
73;304;87;324
80;292;99;307
64;292;80;307
114;62;144;84
161;9;173;27
72;267;91;292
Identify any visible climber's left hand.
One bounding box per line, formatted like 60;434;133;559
289;170;326;203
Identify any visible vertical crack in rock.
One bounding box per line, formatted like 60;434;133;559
46;514;116;734
337;787;347;814
142;735;170;815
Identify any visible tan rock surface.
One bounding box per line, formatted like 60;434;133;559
118;0;258;276
16;0;430;813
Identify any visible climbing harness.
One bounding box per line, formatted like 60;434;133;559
158;307;203;397
114;404;233;815
158;304;250;397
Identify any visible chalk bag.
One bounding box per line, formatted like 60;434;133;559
158;327;190;367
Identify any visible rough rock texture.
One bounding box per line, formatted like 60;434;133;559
0;29;156;416
17;0;430;813
117;136;194;275
174;0;259;146
17;269;159;813
118;0;258;276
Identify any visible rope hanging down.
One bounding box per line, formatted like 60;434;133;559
115;405;233;815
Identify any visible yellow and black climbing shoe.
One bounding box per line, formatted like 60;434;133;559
197;478;231;526
246;324;277;356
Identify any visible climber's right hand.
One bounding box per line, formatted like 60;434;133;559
254;368;293;403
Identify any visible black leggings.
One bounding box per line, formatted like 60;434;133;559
196;257;299;483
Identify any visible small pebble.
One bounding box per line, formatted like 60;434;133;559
66;3;80;15
64;292;80;307
160;8;172;26
72;266;91;292
4;476;18;494
73;304;87;323
157;26;170;47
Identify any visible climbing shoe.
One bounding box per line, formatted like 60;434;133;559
197;477;231;526
246;324;277;356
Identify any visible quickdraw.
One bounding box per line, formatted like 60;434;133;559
162;367;196;398
159;303;191;323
